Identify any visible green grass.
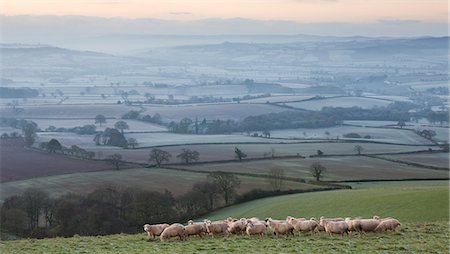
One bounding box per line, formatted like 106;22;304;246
1;181;448;253
1;223;448;253
205;181;449;223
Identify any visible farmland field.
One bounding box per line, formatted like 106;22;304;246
0;138;116;182
0;104;136;119
176;156;450;181
380;152;449;169
60;142;435;164
0;167;323;202
140;103;294;121
29;118;168;132
283;96;392;110
269;125;433;145
244;94;316;103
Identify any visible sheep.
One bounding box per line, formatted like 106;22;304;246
204;219;228;236
245;220;267;237
143;223;170;240
353;219;381;235
288;218;318;235
375;219;401;232
227;218;247;234
344;217;359;235
321;220;349;237
184;220;207;238
160;223;186;241
265;218;294;237
286;216;306;224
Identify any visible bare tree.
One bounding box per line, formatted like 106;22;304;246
234;147;247;161
267;168;285;191
127;138;138;149
207;172;240;205
148;148;171;167
114;121;129;134
176;149;200;164
107;154;123;170
310;162;326;181
354;145;364;155
95;114;106;126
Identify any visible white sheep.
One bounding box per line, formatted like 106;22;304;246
160;223;186;241
143;223;170;240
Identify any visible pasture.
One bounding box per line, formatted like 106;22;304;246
1;223;448;253
206;181;449;223
0;167;322;202
283;96;392;110
1;181;448;253
176;156;450;181
0;138;116;182
379;152;449;169
269;125;433;145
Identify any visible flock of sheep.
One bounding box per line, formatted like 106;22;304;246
143;216;401;241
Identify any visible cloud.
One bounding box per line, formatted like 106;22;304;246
169;12;192;16
377;19;422;25
292;0;338;3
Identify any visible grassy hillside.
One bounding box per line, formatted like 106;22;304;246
1;181;448;253
205;181;449;223
1;223;448;253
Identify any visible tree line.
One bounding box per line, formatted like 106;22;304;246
0;172;241;239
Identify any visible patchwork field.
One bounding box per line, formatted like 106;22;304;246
283;96;392;110
0;138;116;182
269;125;433;145
380;152;449;169
0;104;135;119
29;118;168;132
176;156;450;181
62;142;435;164
140;103;293;121
0;167;322;202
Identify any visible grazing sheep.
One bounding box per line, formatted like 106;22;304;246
227;218;247;234
204;220;228;236
265;218;294;237
321;220;349;237
143;223;170;240
245;220;266;237
160;224;186;241
375;219;401;232
184;220;206;238
288;218;318;235
353;219;381;235
344;218;359;235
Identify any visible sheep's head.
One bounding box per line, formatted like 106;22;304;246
143;224;151;232
188;220;194;225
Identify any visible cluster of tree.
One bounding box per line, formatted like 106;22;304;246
93;128;128;148
0;118;44;147
39;140;95;159
46;124;97;135
147;148;200;167
240;110;340;131
0;172;242;239
0;87;39;98
415;129;437;140
342;133;371;139
321;103;412;121
121;111;162;125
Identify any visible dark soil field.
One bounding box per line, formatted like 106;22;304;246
0;138;116;182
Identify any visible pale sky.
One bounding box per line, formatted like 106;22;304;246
1;0;448;23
